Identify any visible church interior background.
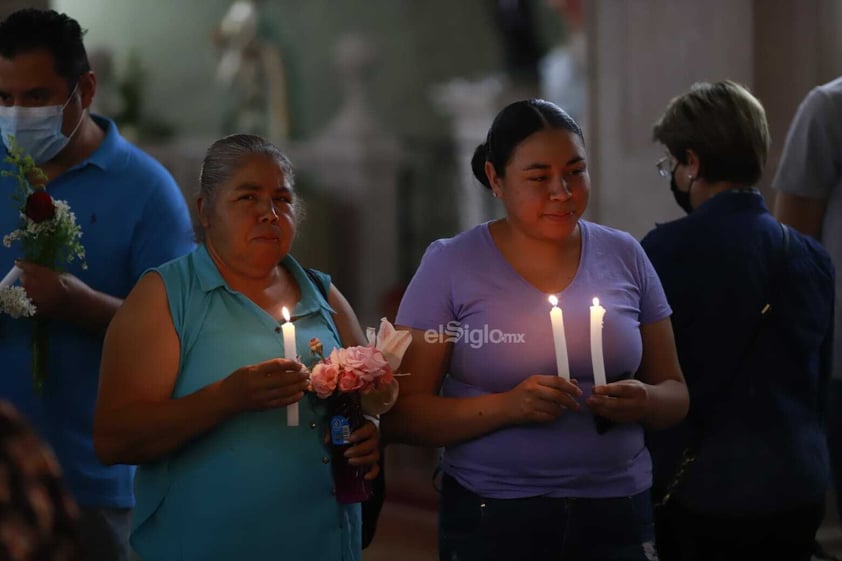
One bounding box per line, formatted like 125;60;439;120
2;0;842;558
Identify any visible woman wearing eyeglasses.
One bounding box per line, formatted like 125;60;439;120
642;81;834;561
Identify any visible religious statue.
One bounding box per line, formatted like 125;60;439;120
540;0;588;135
211;0;290;142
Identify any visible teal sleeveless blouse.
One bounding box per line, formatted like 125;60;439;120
131;245;361;561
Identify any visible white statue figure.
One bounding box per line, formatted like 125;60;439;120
212;0;290;142
431;76;505;232
540;0;588;135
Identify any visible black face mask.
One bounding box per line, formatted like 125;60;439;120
670;171;693;214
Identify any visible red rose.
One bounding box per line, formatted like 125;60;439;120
24;191;56;223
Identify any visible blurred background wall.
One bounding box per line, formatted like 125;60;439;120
48;0;515;141
587;0;842;239
2;0;840;320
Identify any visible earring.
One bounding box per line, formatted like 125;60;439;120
688;175;695;181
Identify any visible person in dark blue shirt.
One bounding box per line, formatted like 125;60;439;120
641;80;834;561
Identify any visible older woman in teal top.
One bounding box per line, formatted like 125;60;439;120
93;134;380;561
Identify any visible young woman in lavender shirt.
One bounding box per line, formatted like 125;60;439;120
383;99;688;561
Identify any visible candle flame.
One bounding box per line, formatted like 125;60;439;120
282;306;291;322
592;297;600;307
548;295;558;306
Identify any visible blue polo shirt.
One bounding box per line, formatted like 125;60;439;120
0;115;195;508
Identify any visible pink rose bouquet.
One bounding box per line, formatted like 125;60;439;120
308;317;409;415
0;137;86;394
307;317;410;503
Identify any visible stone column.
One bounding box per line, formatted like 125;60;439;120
289;34;402;327
586;0;754;238
586;0;842;239
430;77;505;232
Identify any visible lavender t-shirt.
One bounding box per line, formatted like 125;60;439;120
397;220;671;499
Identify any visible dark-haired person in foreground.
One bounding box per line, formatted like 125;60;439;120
0;400;82;561
0;9;194;560
384;98;688;561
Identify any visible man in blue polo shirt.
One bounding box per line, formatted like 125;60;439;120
0;8;195;561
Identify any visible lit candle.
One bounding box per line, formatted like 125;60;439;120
281;306;299;426
589;297;607;387
548;295;570;381
0;265;22;289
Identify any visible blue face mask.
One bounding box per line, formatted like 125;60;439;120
0;83;84;164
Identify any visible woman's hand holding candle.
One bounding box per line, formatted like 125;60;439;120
585;378;650;424
503;374;583;424
219;358;309;413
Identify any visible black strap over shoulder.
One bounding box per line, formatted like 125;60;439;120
693;221;790;440
657;221;791;507
304;267;329;300
780;222;791;251
303;266;385;549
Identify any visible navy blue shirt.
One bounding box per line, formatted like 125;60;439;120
642;189;834;514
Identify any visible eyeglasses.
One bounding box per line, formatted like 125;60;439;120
656;156;676;179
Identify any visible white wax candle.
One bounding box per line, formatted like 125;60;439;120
548;295;570;380
590;297;607;387
281;306;299;426
0;265;22;289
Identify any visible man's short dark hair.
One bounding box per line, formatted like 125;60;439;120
0;9;90;88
